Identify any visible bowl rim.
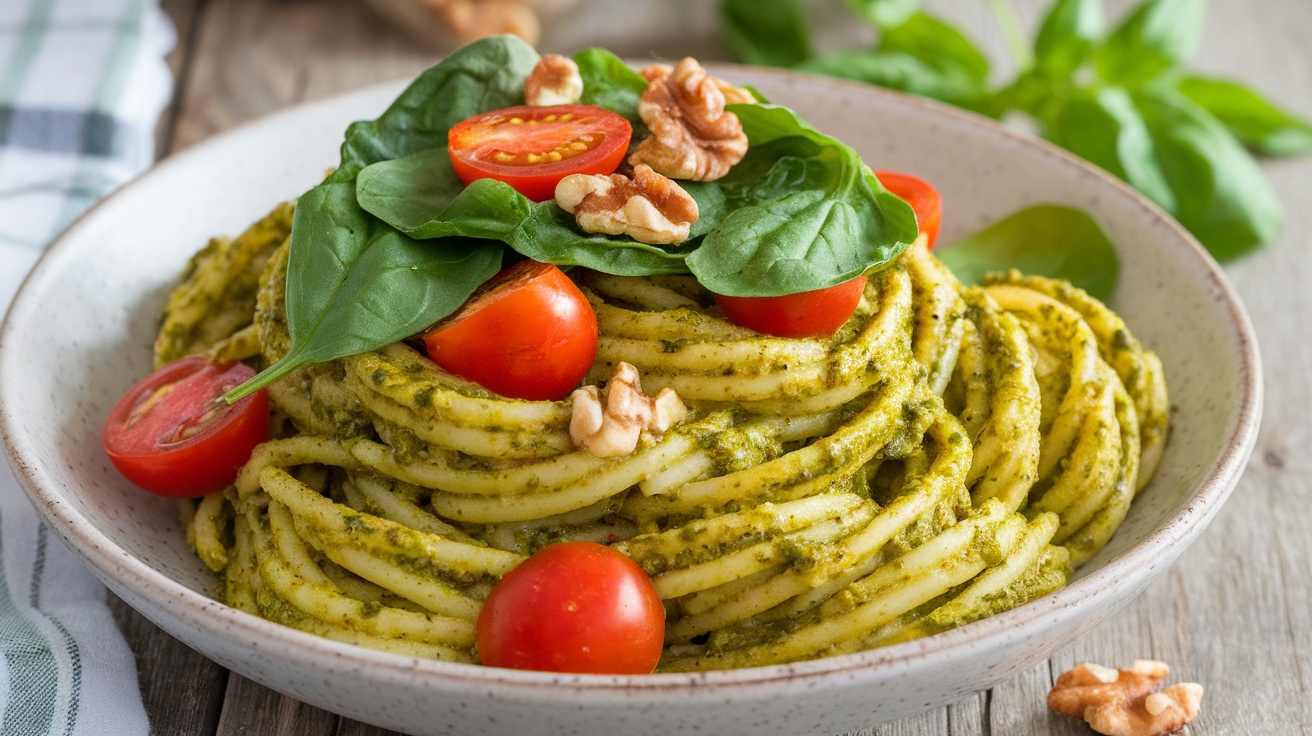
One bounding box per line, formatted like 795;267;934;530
0;65;1262;697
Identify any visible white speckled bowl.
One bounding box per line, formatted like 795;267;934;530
0;68;1260;736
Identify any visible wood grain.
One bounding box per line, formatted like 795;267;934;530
132;0;1312;733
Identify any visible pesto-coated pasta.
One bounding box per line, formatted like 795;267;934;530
167;206;1167;669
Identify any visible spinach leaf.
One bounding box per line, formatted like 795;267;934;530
937;205;1119;301
1033;0;1104;78
685;104;917;296
1177;75;1312;156
334;35;539;181
573;47;649;126
1131;87;1283;260
355;146;716;275
720;0;813;68
225;35;538;400
1094;0;1205;86
357;101;912;297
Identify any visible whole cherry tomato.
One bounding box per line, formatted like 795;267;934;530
448;104;632;202
876;170;943;249
102;356;269;498
713;275;868;339
421;260;598;401
476;541;666;674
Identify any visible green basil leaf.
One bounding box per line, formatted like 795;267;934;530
333;34;540;180
1095;0;1205;86
720;0;812;68
844;0;918;29
880;12;990;86
1041;86;1177;212
795;50;991;113
1033;0;1104;78
686;104;917;296
937;205;1119;301
226;182;503;399
1177;75;1312;156
1131;87;1283;260
573;47;649;125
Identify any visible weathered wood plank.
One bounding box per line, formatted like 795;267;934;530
214;675;339;735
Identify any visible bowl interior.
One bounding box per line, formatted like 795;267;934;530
0;67;1258;730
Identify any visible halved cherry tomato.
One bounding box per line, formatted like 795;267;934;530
476;541;665;674
422;260;597;401
714;275;868;339
876;170;943;249
102;357;269;498
448;104;632;202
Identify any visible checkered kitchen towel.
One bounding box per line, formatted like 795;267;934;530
1;0;173;733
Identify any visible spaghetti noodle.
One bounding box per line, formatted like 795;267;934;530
169;200;1167;669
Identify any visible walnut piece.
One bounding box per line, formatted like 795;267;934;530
1048;660;1203;736
555;164;699;245
524;53;582;106
569;362;687;457
626;57;753;182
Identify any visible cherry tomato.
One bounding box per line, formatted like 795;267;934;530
102;357;269;498
713;275;868;339
421;260;598;401
876;170;943;249
476;541;665;674
448;104;632;202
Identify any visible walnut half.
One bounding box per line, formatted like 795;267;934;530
555;164;699;245
627;57;753;182
1048;660;1204;736
569;362;687;457
524;53;582;106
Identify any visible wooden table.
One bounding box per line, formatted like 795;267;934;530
118;0;1312;732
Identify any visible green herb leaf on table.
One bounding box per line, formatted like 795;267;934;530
1032;0;1104;78
937;205;1119;302
1176;75;1312;156
843;0;917;29
721;0;1312;263
720;0;813;68
1131;87;1283;260
1094;0;1206;86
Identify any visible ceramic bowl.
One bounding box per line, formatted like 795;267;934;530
0;67;1261;736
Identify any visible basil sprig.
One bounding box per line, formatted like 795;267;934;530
722;0;1312;261
227;34;917;399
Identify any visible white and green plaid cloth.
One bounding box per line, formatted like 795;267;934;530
1;0;173;733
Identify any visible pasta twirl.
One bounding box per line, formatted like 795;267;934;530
170;204;1167;669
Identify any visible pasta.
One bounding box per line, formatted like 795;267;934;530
174;203;1167;670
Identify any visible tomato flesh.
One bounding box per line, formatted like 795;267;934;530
422;260;598;401
876;170;943;249
714;275;868;339
476;542;665;674
103;357;269;498
448;104;632;202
